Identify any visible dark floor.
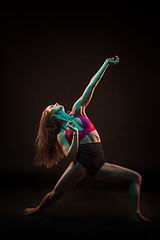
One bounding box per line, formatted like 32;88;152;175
0;172;159;239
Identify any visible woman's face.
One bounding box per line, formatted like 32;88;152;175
46;103;65;118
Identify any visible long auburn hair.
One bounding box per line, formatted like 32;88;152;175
34;108;64;168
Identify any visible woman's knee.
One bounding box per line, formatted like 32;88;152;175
134;172;142;184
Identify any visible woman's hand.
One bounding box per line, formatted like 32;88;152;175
67;121;78;134
107;56;120;65
24;207;40;216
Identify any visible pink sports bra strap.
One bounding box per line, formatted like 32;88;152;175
74;115;86;128
62;113;96;143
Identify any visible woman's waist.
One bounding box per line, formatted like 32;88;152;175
79;140;101;145
79;130;101;143
77;142;105;160
78;141;104;152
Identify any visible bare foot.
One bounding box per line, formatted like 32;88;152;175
24;207;40;216
134;212;151;223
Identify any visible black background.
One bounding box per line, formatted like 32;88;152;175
1;4;160;238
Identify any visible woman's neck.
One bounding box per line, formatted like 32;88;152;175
57;112;74;125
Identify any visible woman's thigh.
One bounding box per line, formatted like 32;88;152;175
54;161;87;195
93;163;141;183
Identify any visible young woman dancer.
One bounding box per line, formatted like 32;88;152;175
24;56;150;222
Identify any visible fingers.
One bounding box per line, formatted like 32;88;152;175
108;56;120;60
108;55;120;64
115;55;120;61
67;124;75;131
67;121;75;127
108;57;114;61
67;121;78;132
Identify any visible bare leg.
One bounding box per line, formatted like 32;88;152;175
24;161;87;215
94;163;150;222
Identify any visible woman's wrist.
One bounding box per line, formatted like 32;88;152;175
105;59;109;65
73;131;78;136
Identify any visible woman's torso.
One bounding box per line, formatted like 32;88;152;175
61;112;101;144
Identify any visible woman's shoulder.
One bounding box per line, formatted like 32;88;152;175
67;110;89;119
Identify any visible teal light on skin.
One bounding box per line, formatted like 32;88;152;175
25;56;150;222
46;103;74;124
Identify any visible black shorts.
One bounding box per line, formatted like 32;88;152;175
76;142;106;177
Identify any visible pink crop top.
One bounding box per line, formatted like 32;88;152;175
62;113;96;143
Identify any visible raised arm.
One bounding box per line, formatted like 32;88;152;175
72;56;119;113
90;56;119;88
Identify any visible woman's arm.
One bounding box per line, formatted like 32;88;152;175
72;56;119;111
57;122;79;162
